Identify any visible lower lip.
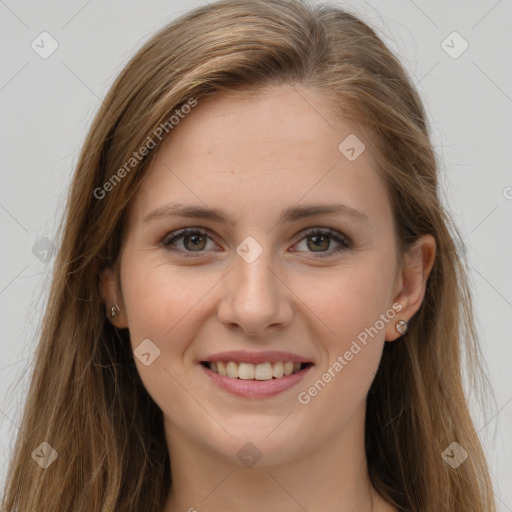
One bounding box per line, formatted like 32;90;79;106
200;364;313;398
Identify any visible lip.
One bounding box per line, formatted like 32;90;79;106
200;350;313;365
199;362;314;399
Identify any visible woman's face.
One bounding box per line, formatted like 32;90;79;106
114;85;410;465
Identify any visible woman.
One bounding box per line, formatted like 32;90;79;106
1;0;497;510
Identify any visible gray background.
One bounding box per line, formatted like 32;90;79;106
1;0;511;508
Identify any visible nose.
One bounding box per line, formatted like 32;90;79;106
217;249;293;338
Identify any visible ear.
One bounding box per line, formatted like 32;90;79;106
385;234;436;342
98;266;129;329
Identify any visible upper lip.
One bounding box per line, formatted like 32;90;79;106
201;350;313;365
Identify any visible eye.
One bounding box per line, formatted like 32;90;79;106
162;228;218;257
292;228;350;258
161;227;350;258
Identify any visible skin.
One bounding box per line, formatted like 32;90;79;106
99;84;435;512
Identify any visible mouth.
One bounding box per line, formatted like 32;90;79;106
200;360;313;380
199;356;314;399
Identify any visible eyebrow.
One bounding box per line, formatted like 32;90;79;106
142;202;370;226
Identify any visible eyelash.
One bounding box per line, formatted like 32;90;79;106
161;227;351;259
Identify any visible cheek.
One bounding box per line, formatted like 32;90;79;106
335;268;393;343
301;252;395;347
121;256;203;354
119;253;213;427
295;254;395;411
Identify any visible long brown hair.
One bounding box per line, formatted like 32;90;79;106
1;0;496;510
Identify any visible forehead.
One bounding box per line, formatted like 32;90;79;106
128;84;391;230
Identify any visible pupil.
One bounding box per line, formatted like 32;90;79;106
185;234;206;251
309;235;328;251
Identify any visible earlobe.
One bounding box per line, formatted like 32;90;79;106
98;266;129;328
385;314;409;342
385;234;436;342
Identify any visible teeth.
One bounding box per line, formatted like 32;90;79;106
226;361;238;378
254;362;273;380
207;360;306;379
272;361;284;378
238;362;255;380
217;361;227;376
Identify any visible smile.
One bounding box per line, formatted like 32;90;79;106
199;354;314;398
201;360;312;380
